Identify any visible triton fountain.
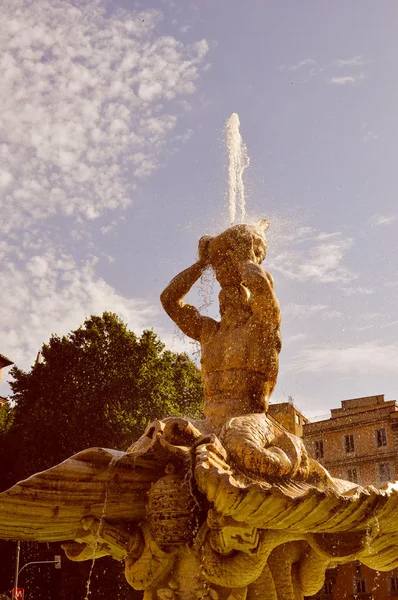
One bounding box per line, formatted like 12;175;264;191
1;117;398;600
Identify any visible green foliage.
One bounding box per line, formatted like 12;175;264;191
0;403;13;434
0;404;14;487
1;312;203;485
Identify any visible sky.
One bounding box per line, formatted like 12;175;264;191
0;0;397;419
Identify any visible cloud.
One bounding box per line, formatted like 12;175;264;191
357;324;376;332
316;232;342;240
329;73;366;85
284;303;327;318
285;333;308;344
0;242;159;370
269;232;355;284
0;0;209;234
381;320;398;329
328;56;368;85
101;216;126;235
280;55;369;84
368;214;397;227
281;58;317;71
339;286;374;296
356;312;382;331
284;303;342;319
331;55;369;68
291;342;398;375
363;130;379;143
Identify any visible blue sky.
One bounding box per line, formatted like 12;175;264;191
0;0;397;418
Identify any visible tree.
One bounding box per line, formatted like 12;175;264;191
0;403;13;435
1;312;203;485
0;313;203;600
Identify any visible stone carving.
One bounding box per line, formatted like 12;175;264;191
1;223;398;600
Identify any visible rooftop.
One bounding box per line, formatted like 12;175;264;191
303;394;398;435
330;394;397;419
0;354;13;368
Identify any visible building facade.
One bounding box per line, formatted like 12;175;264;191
268;399;309;437
303;394;398;600
303;394;398;487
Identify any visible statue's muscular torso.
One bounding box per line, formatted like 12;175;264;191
201;287;282;424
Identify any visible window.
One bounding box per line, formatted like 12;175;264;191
390;574;398;593
347;468;358;484
314;440;324;459
324;580;333;595
345;434;355;453
376;428;387;447
295;413;300;425
379;462;391;483
354;579;366;593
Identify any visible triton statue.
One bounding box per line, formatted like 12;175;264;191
1;223;398;600
160;222;328;485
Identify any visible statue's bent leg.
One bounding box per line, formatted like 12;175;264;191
220;414;293;478
267;541;330;600
125;526;176;590
296;547;330;597
267;542;305;600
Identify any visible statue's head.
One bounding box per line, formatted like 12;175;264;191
201;220;270;287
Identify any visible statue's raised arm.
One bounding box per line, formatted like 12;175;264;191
160;236;218;342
